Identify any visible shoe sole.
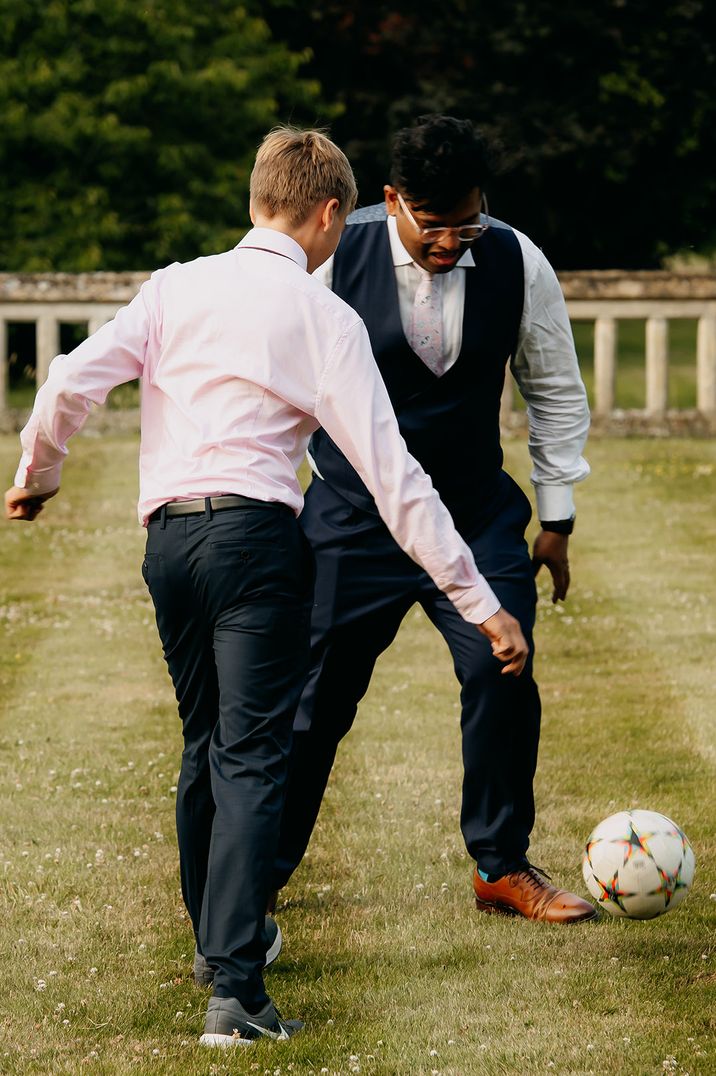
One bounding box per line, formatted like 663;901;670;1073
200;1018;300;1047
199;1033;253;1048
474;896;519;917
475;896;599;922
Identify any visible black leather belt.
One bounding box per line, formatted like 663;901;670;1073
148;494;281;522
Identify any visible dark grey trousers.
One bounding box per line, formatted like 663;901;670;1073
272;472;540;889
143;499;312;1004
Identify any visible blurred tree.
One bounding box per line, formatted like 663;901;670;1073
0;0;331;270
263;0;715;268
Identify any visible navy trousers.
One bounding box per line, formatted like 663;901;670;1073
142;500;312;1005
272;472;541;888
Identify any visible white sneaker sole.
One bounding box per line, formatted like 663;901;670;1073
199;1033;253;1048
199;1024;292;1046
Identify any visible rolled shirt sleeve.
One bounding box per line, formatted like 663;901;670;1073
511;233;590;522
14;278;156;494
315;318;501;625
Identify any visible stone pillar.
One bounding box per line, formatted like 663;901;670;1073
696;315;716;415
35;313;60;387
594;317;617;415
645;317;668;415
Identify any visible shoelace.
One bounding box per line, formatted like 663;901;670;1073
513;864;553;889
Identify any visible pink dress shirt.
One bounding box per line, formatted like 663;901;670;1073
15;228;501;625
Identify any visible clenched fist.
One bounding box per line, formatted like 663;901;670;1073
478;608;529;676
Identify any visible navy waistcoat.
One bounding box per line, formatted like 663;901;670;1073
310;205;524;526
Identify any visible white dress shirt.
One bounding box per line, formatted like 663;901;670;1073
15;228;501;625
315;214;590;521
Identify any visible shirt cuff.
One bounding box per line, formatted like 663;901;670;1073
447;583;502;626
534;484;576;523
14;458;63;495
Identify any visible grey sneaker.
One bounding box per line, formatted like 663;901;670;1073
194;915;282;986
199;995;303;1046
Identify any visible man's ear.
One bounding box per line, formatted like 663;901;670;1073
321;197;341;231
249;197;256;225
384;185;399;216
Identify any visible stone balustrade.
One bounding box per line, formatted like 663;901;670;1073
557;271;716;418
1;270;715;429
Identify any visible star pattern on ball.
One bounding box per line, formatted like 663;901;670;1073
611;820;660;865
599;870;638;913
676;828;691;855
673;864;691;895
583;811;694;919
584;838;603;864
649;864;680;906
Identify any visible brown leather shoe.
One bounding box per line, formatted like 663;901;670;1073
472;865;598;923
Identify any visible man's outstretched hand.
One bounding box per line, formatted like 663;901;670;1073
532;530;570;603
4;486;58;522
478;608;529;676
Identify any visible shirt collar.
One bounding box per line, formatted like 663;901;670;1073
386;213;475;270
237;227;308;271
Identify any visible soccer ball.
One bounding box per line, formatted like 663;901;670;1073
582;809;695;919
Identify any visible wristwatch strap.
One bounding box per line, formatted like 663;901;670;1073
540;517;575;535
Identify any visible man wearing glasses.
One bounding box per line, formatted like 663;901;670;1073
270;114;594;923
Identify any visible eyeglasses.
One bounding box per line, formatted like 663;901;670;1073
396;191;490;242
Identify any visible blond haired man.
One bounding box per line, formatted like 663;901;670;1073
5;128;526;1046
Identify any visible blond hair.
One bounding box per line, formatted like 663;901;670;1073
250;127;358;226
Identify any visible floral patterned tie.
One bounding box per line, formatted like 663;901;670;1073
409;268;445;376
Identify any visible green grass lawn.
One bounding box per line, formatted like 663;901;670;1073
0;433;714;1075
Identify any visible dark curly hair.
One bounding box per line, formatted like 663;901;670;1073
389;115;492;212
